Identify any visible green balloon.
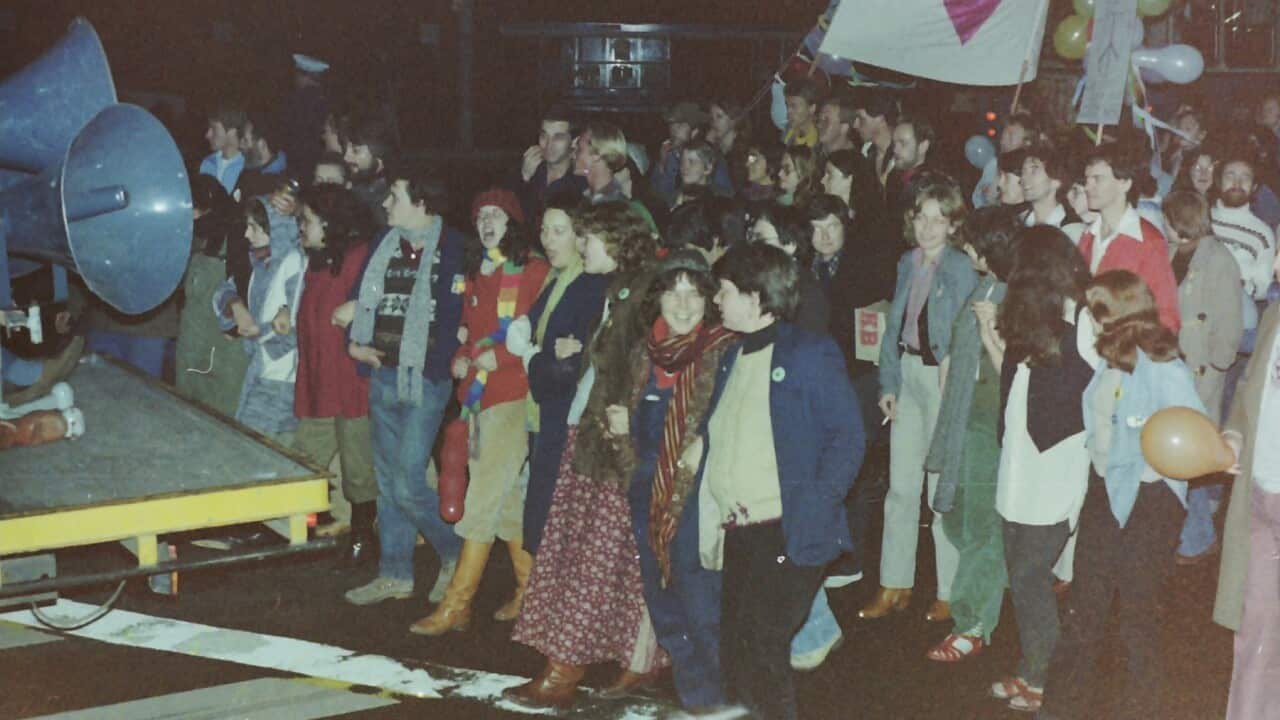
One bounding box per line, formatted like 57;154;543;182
1054;15;1090;61
1073;0;1096;18
1137;0;1172;16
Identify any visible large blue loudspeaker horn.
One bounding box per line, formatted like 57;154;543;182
1;104;192;315
0;17;117;174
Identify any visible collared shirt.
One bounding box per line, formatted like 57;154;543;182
1028;204;1067;228
813;250;842;291
901;249;940;350
1085;206;1145;275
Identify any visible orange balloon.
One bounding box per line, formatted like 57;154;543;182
1140;406;1232;480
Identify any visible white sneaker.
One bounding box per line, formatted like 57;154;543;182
791;631;844;671
344;576;413;605
824;570;863;588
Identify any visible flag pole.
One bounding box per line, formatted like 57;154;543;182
1010;0;1050;115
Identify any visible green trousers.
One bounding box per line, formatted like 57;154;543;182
941;425;1006;642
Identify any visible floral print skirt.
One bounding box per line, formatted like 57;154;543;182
511;427;669;671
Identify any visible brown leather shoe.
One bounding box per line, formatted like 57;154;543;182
858;586;911;619
924;599;951;623
597;668;663;699
502;659;584;709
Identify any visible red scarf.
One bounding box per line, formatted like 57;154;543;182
646;318;737;586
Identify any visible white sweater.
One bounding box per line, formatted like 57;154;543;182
1212;202;1276;301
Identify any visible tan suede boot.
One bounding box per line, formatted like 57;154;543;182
493;538;532;622
409;540;490;636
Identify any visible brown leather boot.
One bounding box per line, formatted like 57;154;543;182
597;668;663;699
925;599;951;623
493;539;532;622
857;586;912;619
408;540;490;636
502;658;584;709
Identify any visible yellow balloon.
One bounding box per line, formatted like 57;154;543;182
1137;0;1172;17
1073;0;1096;18
1054;15;1090;61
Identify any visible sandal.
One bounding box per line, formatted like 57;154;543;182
926;633;983;662
989;676;1043;713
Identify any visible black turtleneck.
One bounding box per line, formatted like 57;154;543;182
741;322;779;354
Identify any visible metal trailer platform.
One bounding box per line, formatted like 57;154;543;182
0;356;329;589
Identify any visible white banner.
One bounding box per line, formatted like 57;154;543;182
1076;0;1140;126
818;0;1049;87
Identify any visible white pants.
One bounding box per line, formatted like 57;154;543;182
879;354;959;598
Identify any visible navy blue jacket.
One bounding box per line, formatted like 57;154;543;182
350;225;466;383
698;322;865;567
521;271;611;552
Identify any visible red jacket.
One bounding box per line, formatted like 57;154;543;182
294;242;371;419
454;257;551;410
1078;209;1181;332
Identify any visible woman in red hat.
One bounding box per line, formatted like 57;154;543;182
409;188;549;635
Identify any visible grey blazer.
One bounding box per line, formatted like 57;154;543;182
1176;237;1244;418
878;246;978;397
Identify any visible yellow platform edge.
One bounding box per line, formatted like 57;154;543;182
0;479;330;556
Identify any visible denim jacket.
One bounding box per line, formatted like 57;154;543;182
1082;350;1203;527
878;246;977;398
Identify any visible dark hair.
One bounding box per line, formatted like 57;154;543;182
244;110;282;150
896;113;936;149
1161;189;1213;242
781;145;821;207
462;214;532;278
998;147;1028;175
997;225;1090;367
823;92;859;131
1084;140;1153;206
783;76;823;106
191;173;237;258
1217;139;1259;180
347;116;396;162
709;98;752;138
1004;111;1041;143
541;105;577;136
1170;143;1218;196
666;200;715;252
642;264;721;329
746;140;785;180
825;149;883;224
574;202;657;274
208;105;248;135
751;203;813;267
681;140;717;176
959;206;1022;280
241;196;270;232
389;164;449;216
858;89;899;125
715;242;799;321
707;196;747;251
1022;140;1071;202
299;184;372;276
806;193;851;225
1087;270;1179;372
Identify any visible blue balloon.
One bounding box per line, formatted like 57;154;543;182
965;135;996;170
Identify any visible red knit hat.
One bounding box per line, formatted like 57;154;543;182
471;188;525;226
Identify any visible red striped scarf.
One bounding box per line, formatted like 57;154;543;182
646;319;738;586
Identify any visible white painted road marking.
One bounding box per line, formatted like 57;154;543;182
1;600;674;719
28;677;398;719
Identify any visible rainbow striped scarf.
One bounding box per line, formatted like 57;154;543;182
460;248;524;419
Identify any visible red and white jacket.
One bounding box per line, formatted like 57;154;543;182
1078;206;1181;332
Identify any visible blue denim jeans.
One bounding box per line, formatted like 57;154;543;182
1;347;42;386
790;587;841;658
369;367;463;582
629;479;724;709
1177;482;1222;557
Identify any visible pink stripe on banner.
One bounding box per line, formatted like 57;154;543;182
944;0;1002;44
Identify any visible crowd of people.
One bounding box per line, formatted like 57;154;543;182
23;57;1280;719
